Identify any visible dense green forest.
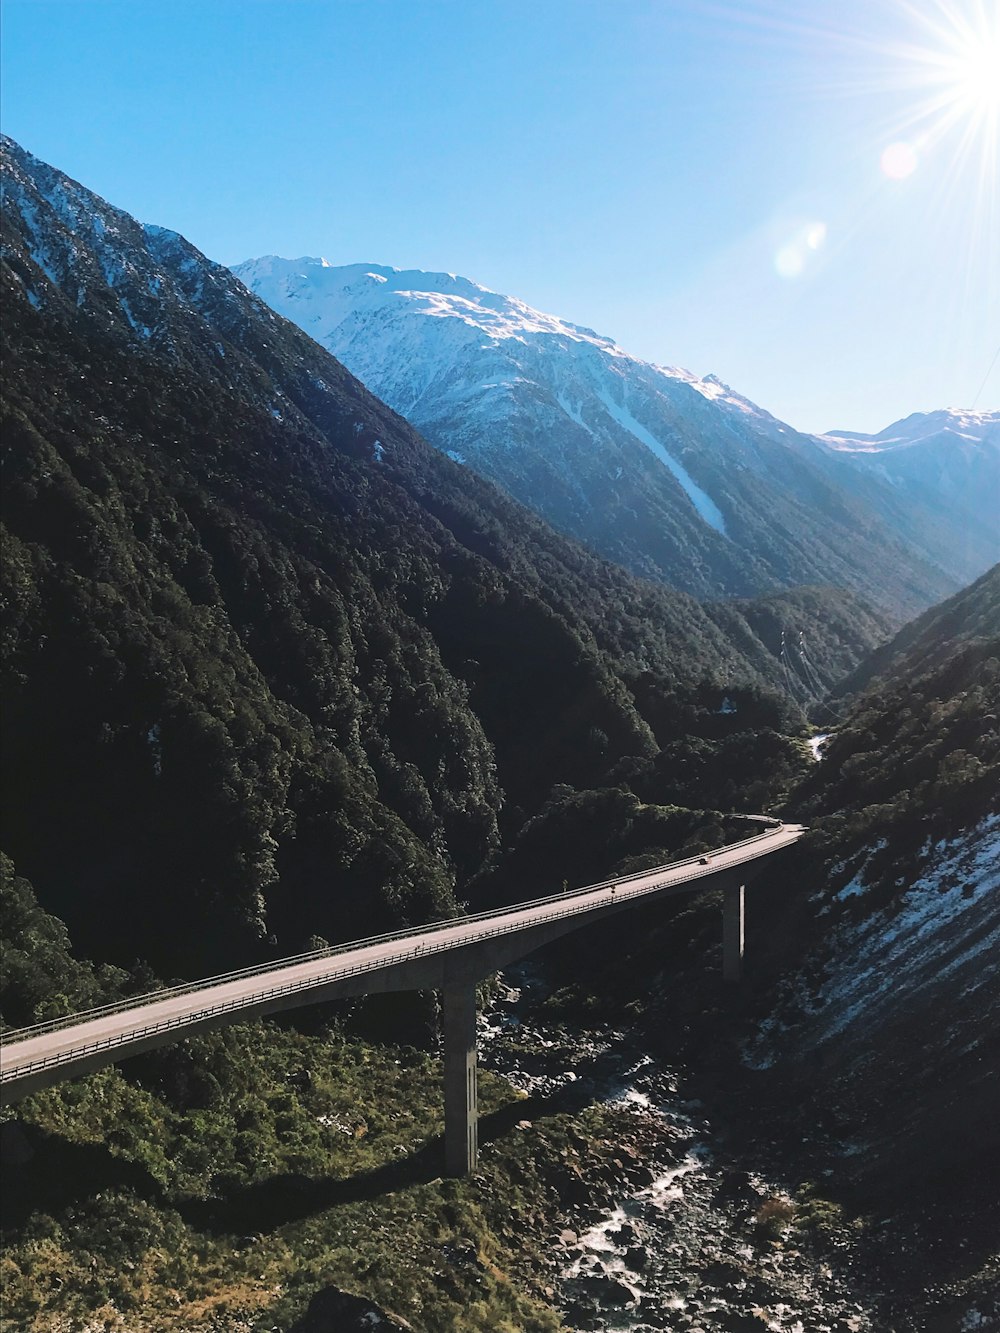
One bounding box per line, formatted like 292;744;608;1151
828;560;1000;701
0;134;871;994
793;563;1000;887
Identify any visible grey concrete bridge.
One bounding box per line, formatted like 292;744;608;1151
0;822;804;1175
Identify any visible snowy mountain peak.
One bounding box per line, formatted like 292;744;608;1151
233;255;795;567
233;250;997;607
820;408;999;452
234;255;630;355
231;256;779;430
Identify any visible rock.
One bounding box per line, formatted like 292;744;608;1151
442;1239;481;1268
562;1305;604;1332
625;1162;659;1187
713;1169;764;1212
699;1257;749;1289
720;1312;770;1333
612;1222;642;1245
558;1228;578;1246
288;1285;414;1331
568;1273;640;1309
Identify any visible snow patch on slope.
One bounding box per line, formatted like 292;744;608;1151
596;389;728;535
747;815;1000;1066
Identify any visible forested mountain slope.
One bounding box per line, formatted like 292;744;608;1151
551;572;1000;1324
829;561;1000;702
3;135;992;1333
741;576;1000;1314
234;257;975;617
2;134;846;984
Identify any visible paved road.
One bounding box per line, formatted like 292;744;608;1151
0;823;804;1103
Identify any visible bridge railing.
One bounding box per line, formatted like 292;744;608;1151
1;825;791;1068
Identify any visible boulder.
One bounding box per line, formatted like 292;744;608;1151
289;1286;414;1331
720;1311;771;1333
575;1273;640;1307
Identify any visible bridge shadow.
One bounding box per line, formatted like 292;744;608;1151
0;1124;166;1231
0;1092;574;1239
178;1079;596;1236
2;1070;600;1240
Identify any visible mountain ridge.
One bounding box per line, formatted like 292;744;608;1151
234;254;998;616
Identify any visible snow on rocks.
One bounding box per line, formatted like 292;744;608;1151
747;815;1000;1067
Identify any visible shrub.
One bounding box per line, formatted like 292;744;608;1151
754;1196;796;1239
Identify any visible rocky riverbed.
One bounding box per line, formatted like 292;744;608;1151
478;966;880;1333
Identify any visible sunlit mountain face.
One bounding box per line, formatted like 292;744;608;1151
235;256;998;618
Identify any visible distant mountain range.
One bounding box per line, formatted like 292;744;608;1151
234;257;999;619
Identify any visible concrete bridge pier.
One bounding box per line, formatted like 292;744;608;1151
723;883;745;983
442;981;479;1177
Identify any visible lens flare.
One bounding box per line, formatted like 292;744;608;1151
881;140;920;178
805;222;828;249
872;1;999;303
890;1;1000;152
774;220;828;278
929;7;1000;121
775;246;805;278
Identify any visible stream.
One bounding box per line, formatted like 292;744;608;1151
478;964;878;1333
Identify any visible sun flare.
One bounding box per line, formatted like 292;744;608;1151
873;0;1000;244
895;0;1000;135
936;11;1000;120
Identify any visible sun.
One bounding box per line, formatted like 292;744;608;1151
894;0;1000;135
935;7;1000;121
870;0;1000;224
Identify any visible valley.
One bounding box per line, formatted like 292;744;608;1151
1;130;998;1333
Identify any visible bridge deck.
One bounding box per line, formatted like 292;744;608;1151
1;823;804;1106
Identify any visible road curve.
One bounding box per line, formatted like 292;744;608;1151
1;822;804;1103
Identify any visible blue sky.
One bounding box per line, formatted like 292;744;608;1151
3;0;998;432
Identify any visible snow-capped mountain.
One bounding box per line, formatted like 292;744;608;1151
821;407;997;452
234;257;997;618
813;410;1000;583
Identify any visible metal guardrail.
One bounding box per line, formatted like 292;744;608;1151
4;825;781;1042
1;823;795;1086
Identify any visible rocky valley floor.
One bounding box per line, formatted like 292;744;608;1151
478;968;885;1333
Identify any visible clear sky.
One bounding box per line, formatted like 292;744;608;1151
2;0;998;433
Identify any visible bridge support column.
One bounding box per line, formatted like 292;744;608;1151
723;884;745;983
443;982;478;1177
